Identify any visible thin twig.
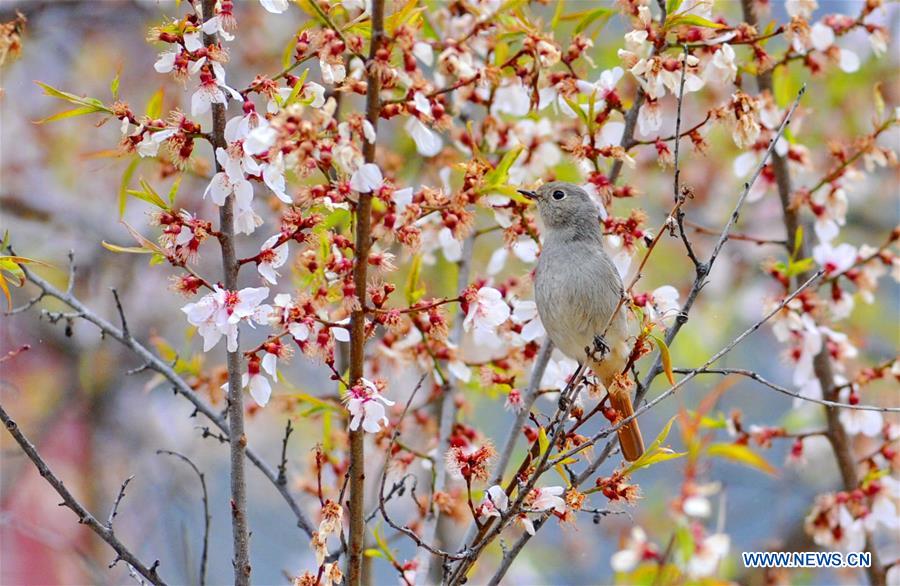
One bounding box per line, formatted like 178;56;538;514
157;450;211;586
671;368;900;413
111;288;130;340
15;262;317;538
0;404;166;586
278;419;294;487
107;475;135;529
635;84;807;407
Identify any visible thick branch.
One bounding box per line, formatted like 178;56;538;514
347;1;386;583
201;1;250;581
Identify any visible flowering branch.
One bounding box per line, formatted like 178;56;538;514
199;1;250;581
346;1;385;582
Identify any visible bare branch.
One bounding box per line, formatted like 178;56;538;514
277;419;294;487
672;368;900;413
157;450;211;586
110;288;131;341
636;84;807;406
15;261;317;538
107;475;135;529
0;404;166;586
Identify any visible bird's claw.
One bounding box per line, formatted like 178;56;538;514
589;335;610;362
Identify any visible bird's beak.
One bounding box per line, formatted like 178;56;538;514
517;189;537;200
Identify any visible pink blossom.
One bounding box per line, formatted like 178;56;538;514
346;378;394;433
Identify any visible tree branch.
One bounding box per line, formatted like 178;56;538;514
157;450;211;586
15;261;317;539
0;404;166;586
347;1;386;582
200;1;251;581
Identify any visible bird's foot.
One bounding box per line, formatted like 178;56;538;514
589;334;610;362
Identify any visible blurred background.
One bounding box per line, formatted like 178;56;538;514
1;1;898;585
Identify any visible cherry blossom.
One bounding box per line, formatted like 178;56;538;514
345;378;394;433
813;242;857;277
463;286;511;339
705;44;737;85
478;485;508;520
181;286;271;352
259;0;289;14
837;387;883;436
510;299;545;343
405;118;443;157
236;355;273;407
685;533;730;579
610;527;658;573
256;235;289;285
349;163;383;193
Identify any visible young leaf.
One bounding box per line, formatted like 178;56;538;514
118;157;141;216
145;87;165;119
538;426;550;457
706;442;777;475
167;174;183;206
651;334;676;385
667;13;726;29
666;0;684;15
110;71;121;100
405;254;425;304
624;416;685;475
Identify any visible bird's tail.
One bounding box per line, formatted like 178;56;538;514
608;388;644;462
591;351;645;462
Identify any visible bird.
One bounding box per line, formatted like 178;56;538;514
519;181;645;461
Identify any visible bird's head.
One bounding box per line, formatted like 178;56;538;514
518;181;600;232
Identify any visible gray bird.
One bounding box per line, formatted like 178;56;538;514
519;181;645;461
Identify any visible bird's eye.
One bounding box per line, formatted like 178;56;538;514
552;190;565;200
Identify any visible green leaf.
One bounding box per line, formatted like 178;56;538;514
36;82;112;114
624;416;685;475
364;549;386;559
126;178;169;210
167;174;183;206
551;0;566;28
118;157;141;217
145;87;165;119
386;0;423;34
481;147;523;191
706;442;776;475
574;6;613;35
282;68;310;108
110;72;121;100
651;334;676;385
667;13;726;28
538;426;550;458
792;226;804;259
667;0;684;15
405;254;425;304
35;105;105;124
101;242;154;255
873;82;885;119
786;257;814;278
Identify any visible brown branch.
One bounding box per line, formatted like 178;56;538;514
0;404;166;586
347;1;385;583
201;2;251;582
